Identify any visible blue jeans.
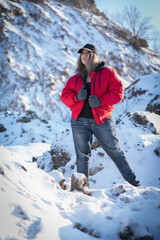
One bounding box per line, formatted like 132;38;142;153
71;116;136;184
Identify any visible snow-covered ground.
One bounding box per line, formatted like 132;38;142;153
0;73;160;240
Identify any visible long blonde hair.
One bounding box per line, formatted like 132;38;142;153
75;52;100;79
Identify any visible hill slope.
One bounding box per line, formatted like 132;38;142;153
0;0;160;120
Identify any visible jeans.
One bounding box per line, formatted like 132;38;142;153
71;116;136;184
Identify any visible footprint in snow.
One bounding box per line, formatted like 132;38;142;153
27;218;41;239
11;205;29;220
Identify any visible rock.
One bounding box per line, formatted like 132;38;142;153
89;166;104;176
97;152;104;157
70;172;89;194
116;117;121;125
0;124;6;132
127;86;147;99
50;147;71;169
0;166;5;176
34;144;71;172
132;112;149;125
154;148;160;156
32;156;37;162
74;222;101;238
91;139;100;149
132;112;158;135
16;110;39;123
21;165;27;172
17;116;31;123
119;218;154;240
129;36;148;50
146;103;160;115
49;170;66;189
114;185;127;196
26;110;38;119
146;94;160;115
57;0;98;14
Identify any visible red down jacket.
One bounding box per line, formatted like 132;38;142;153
61;65;123;124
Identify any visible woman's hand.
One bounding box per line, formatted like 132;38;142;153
77;86;87;101
88;95;101;108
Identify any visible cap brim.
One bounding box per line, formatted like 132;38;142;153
78;48;93;54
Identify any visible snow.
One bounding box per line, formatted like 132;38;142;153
0;73;160;240
0;0;160;239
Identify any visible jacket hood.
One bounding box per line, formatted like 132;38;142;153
94;61;105;72
92;61;105;90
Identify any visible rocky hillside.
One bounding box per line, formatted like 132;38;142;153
0;0;160;120
56;0;99;13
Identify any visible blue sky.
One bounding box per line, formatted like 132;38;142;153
94;0;160;31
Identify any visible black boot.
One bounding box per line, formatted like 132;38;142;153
129;179;141;187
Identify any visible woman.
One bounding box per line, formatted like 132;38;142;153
61;43;140;187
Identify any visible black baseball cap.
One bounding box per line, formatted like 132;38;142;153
78;43;98;55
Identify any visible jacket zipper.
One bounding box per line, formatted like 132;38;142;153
77;75;86;117
94;108;102;125
91;72;102;125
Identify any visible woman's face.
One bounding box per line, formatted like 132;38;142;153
81;50;91;65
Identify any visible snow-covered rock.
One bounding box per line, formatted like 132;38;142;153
119;218;154;240
70;172;88;193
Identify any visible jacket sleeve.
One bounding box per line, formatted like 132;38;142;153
99;69;123;106
61;76;79;108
